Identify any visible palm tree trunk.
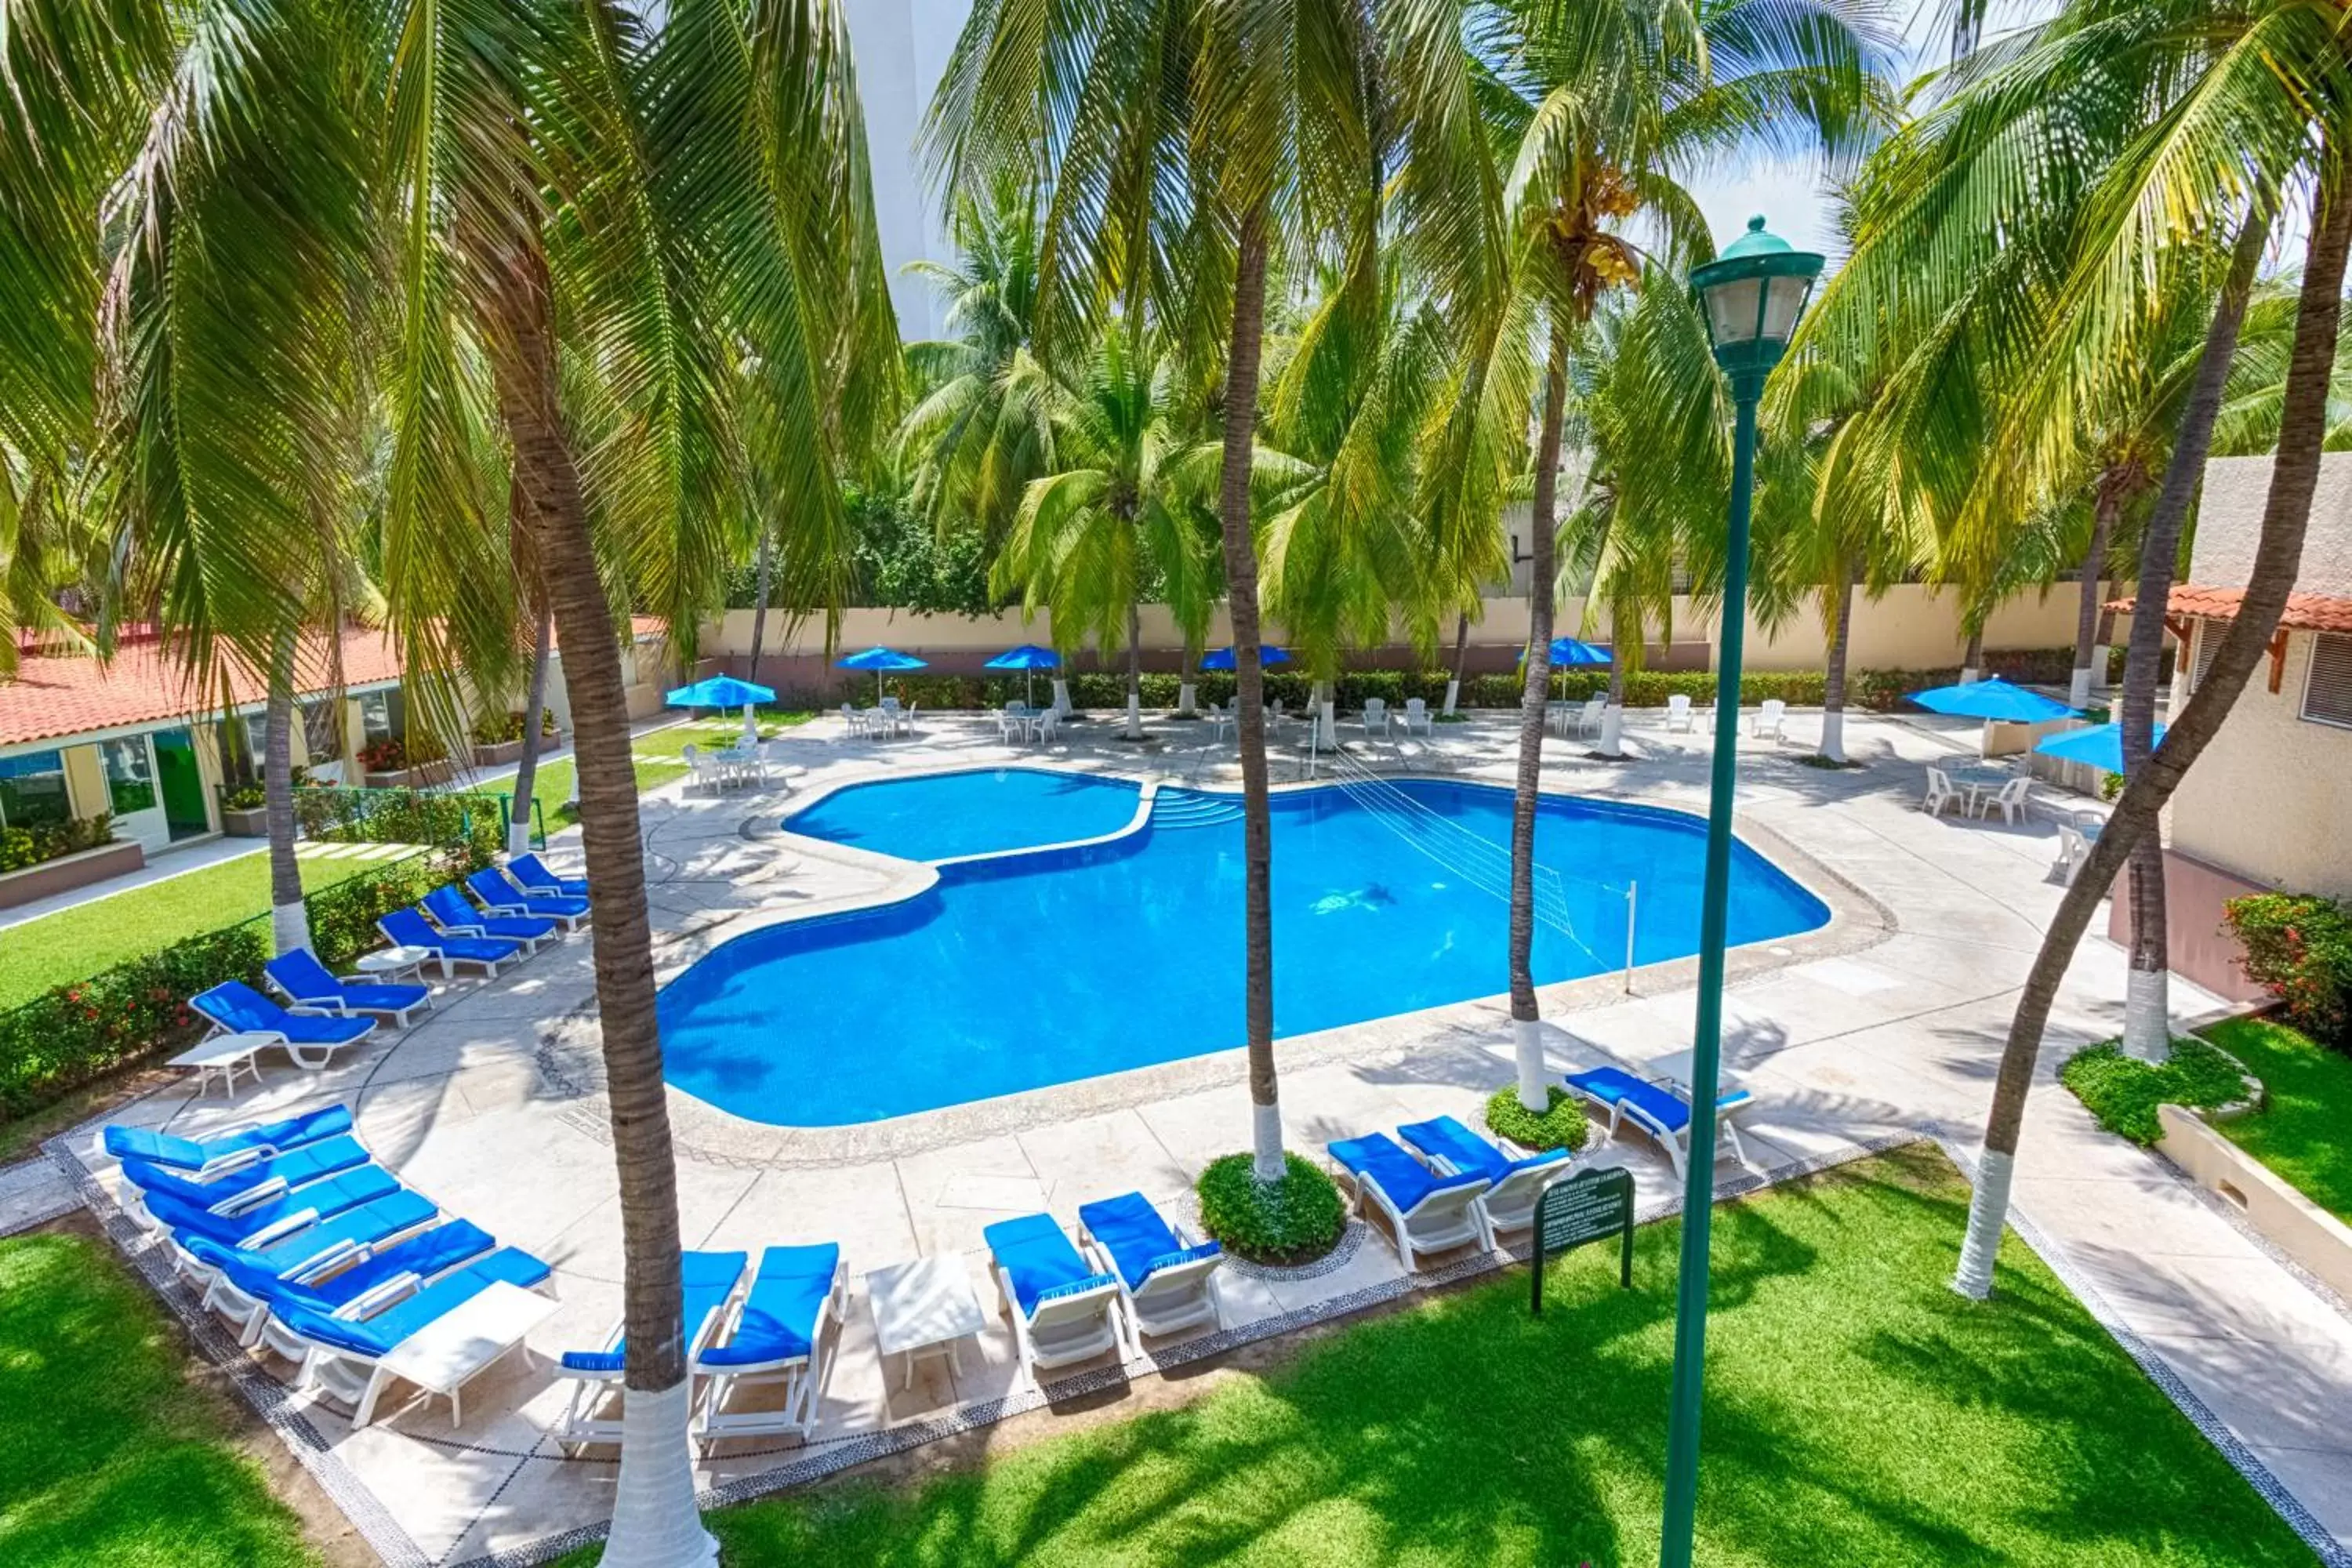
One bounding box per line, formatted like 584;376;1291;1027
509;593;553;857
1597;604;1628;757
1954;156;2351;1300
1178;641;1200;717
1444;609;1470;714
1960;624;1984;683
2117;206;2270;1062
1509;320;1570;1111
263;626;310;955
2069;491;2116;707
1218;209;1284;1182
1820;557;1856;764
482;241;709;1568
746;517;774;684
1126;595;1144;739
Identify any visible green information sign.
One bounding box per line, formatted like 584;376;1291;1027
1530;1166;1635;1313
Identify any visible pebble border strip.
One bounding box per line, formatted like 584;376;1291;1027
45;1115;2350;1568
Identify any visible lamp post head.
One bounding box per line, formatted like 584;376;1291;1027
1689;215;1824;396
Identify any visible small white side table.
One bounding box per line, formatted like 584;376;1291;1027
868;1255;988;1391
354;946;432;982
353;1281;557;1428
169;1033;275;1098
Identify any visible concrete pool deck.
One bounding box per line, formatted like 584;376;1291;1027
42;706;2352;1566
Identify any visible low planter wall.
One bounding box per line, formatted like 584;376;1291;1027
2158;1102;2352;1300
0;838;146;910
220;805;269;838
364;760;455;789
471;740;523;767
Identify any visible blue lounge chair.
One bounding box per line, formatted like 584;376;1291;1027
187;1219;496;1347
157;1189;440;1287
378;907;523;978
134;1164;402;1250
1327;1133;1491;1270
116;1134;371;1214
556;1250;748;1450
465;867;589;931
260;1248;554;1426
1563;1066;1751;1181
1076;1192;1224;1339
506;852;586;898
695;1243;845;1446
265;949;431;1027
423;884;556;952
190;981;376;1069
1397;1116;1571;1240
102;1105;354;1176
982;1214;1126;1384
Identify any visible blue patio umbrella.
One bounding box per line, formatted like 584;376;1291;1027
837;645;928;702
1198;644;1290;670
2034;720;2166;775
666;675;777;746
1907;677;2079;724
984;644;1062;706
1517;636;1613;667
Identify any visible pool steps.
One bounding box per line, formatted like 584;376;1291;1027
1149;793;1245;830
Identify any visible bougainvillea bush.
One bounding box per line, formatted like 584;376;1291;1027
2225;892;2352;1054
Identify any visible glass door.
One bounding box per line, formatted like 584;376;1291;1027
98;735;169;852
151;728;213;840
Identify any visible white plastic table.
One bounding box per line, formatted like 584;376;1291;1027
354;1281;557;1428
169;1032;275;1098
1948;763;2013;817
355;946;432;982
867;1255;988;1391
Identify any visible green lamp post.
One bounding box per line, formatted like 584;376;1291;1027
1657;216;1824;1568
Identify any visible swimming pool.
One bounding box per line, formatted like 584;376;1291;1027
660;772;1829;1126
783;767;1142;862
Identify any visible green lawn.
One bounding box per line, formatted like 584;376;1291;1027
0;848;415;1011
671;1146;2312;1568
2204;1017;2352;1224
490;711;813;832
0;1231;317;1568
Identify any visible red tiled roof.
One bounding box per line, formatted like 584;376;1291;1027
0;626;408;750
2105;583;2352;636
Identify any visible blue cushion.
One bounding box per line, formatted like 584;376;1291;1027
143;1164;400;1246
1036;1272;1118;1306
1134;1243;1222;1287
243;1191;438;1272
189;979;372;1047
1076;1191;1182;1292
281;1249;547;1358
264;949;345;1004
382;907;518;961
561;1250;745;1374
1398;1116;1570;1185
120;1134;369;1210
982;1214;1094;1318
1566;1067;1690;1133
1327;1133;1483;1214
468;869;587;920
103;1105;353;1171
698;1243;839;1368
510;855;588;898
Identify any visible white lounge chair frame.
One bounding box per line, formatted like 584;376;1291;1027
694;1255;848;1447
1076;1225;1224;1341
1750;699;1787;741
991;1263;1128;1387
1330;1160;1492;1271
1416;1145;1572;1241
1664;693;1695;731
1616;1084;1754;1181
556;1287;739;1451
257;1282;554;1429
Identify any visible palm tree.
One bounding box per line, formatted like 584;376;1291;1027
1449;0;1890;1109
990;326;1219;736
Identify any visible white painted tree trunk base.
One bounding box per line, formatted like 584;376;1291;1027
2068;666;2094;709
1597;704;1623;757
1125;694;1142;739
270;901;312;957
1051;678;1072;717
2092;644;2114;691
1251;1098;1285;1182
741;704;760;747
1441;678;1460;716
1318;700;1337;748
2123;967;2172;1062
1512;1015;1547;1111
1178;681;1197;717
1820;708;1846;764
1958;666;1980;685
599;1379;717;1568
507;820;534;858
1952;1148;2016;1300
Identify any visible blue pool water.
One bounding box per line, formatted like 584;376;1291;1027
660;775;1828;1125
782;767;1142;861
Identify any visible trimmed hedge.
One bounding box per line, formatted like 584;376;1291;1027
2226;892;2352;1053
775;647;2081;716
2059;1039;2252;1145
1485;1086;1590;1153
1196;1151;1348;1265
0;823;495;1123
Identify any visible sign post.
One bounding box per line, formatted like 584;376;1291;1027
1531;1166;1635;1314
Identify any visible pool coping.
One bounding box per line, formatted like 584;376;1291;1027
539;764;1895;1170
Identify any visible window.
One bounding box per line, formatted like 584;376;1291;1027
2303;632;2352;729
300;696;341;762
0;750;70;827
2190;619;2225;693
98;737;158;816
358;689;403;742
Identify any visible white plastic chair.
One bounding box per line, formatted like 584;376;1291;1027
1573;697;1604;736
838;702;869;739
1399;697;1432;736
1032;707;1061;742
1664;693;1694;732
2055;823;2089;882
1750;698;1787;741
1362;697;1389;736
998;704;1029;742
682;743;723;793
1205;702;1234;741
1922;766;1959;816
1983;775;2032;825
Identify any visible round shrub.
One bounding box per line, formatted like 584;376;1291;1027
1485;1085;1589;1152
1196;1152;1346;1265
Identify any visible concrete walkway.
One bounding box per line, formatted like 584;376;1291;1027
52;704;2352;1566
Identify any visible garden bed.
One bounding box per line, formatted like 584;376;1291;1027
0;839;144;912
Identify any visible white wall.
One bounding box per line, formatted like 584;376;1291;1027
845;0;971;339
2167;622;2352;897
2196;453;2352;597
